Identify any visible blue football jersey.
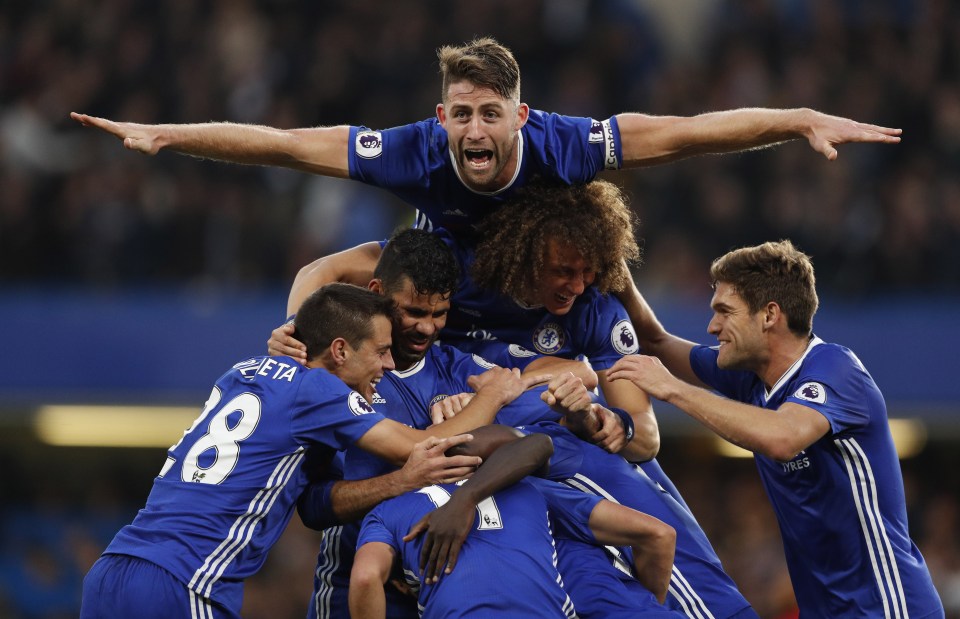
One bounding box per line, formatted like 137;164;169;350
347;111;622;234
530;478;687;619
102;356;386;612
343;344;554;481
358;480;586;619
690;337;944;618
310;344;529;619
517;422;756;619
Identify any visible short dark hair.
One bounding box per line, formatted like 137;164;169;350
437;37;521;102
472;179;641;300
374;228;460;299
710;240;819;336
294;283;395;359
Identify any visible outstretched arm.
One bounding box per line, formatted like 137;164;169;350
70;113;351;177
616;108;900;168
607;355;830;461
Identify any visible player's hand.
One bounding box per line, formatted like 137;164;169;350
542;372;593;417
403;495;476;584
803;110;901;161
429;393;475;424
467;366;552;407
606;355;677;401
398;435;481;490
267;322;307;364
589;405;628;454
70;112;164;155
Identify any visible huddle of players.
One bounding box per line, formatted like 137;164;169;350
75;36;943;619
285;198;747;619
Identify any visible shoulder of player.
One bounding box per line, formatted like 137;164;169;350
558;288;623;325
803;339;866;375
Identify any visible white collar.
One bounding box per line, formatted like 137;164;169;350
764;336;823;402
448;131;524;196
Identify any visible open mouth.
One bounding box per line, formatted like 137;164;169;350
464;149;493;169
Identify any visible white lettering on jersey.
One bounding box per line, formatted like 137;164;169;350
256;358;298;382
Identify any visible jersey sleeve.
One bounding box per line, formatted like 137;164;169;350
357;503;400;551
348;121;439;187
574;292;639;372
527;111;622;180
290;372;389;451
689;344;756;401
783;345;873;434
343;443;396;481
297;448;344;530
529;478;602;544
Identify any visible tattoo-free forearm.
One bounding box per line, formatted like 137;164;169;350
329;470;416;523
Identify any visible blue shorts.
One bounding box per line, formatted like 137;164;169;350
80;554;239;619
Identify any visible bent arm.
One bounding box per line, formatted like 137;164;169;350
614;277;700;385
609;355;831;461
349;542;394;619
70;113;351;176
596;371;660;462
522;356;598;391
287;242;383;316
587;500;676;605
616;107;901;167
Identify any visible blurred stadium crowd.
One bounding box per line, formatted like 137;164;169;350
1;0;959;617
2;0;959;295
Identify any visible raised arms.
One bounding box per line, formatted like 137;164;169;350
615;107;901;168
70;113;351;177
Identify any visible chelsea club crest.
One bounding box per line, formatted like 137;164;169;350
533;323;565;354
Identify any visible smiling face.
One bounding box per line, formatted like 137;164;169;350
707;282;768;372
531;239;597;316
437;80;529;192
384;276;451;370
337;314;395;403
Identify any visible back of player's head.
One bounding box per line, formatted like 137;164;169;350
437;37;521;103
374;228;459;300
710;239;819;336
472;179;641;299
294;283;395;359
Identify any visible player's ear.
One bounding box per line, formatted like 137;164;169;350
329;337;349;366
436;103;447;125
762;302;781;331
514;102;529;131
369;279;385;295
